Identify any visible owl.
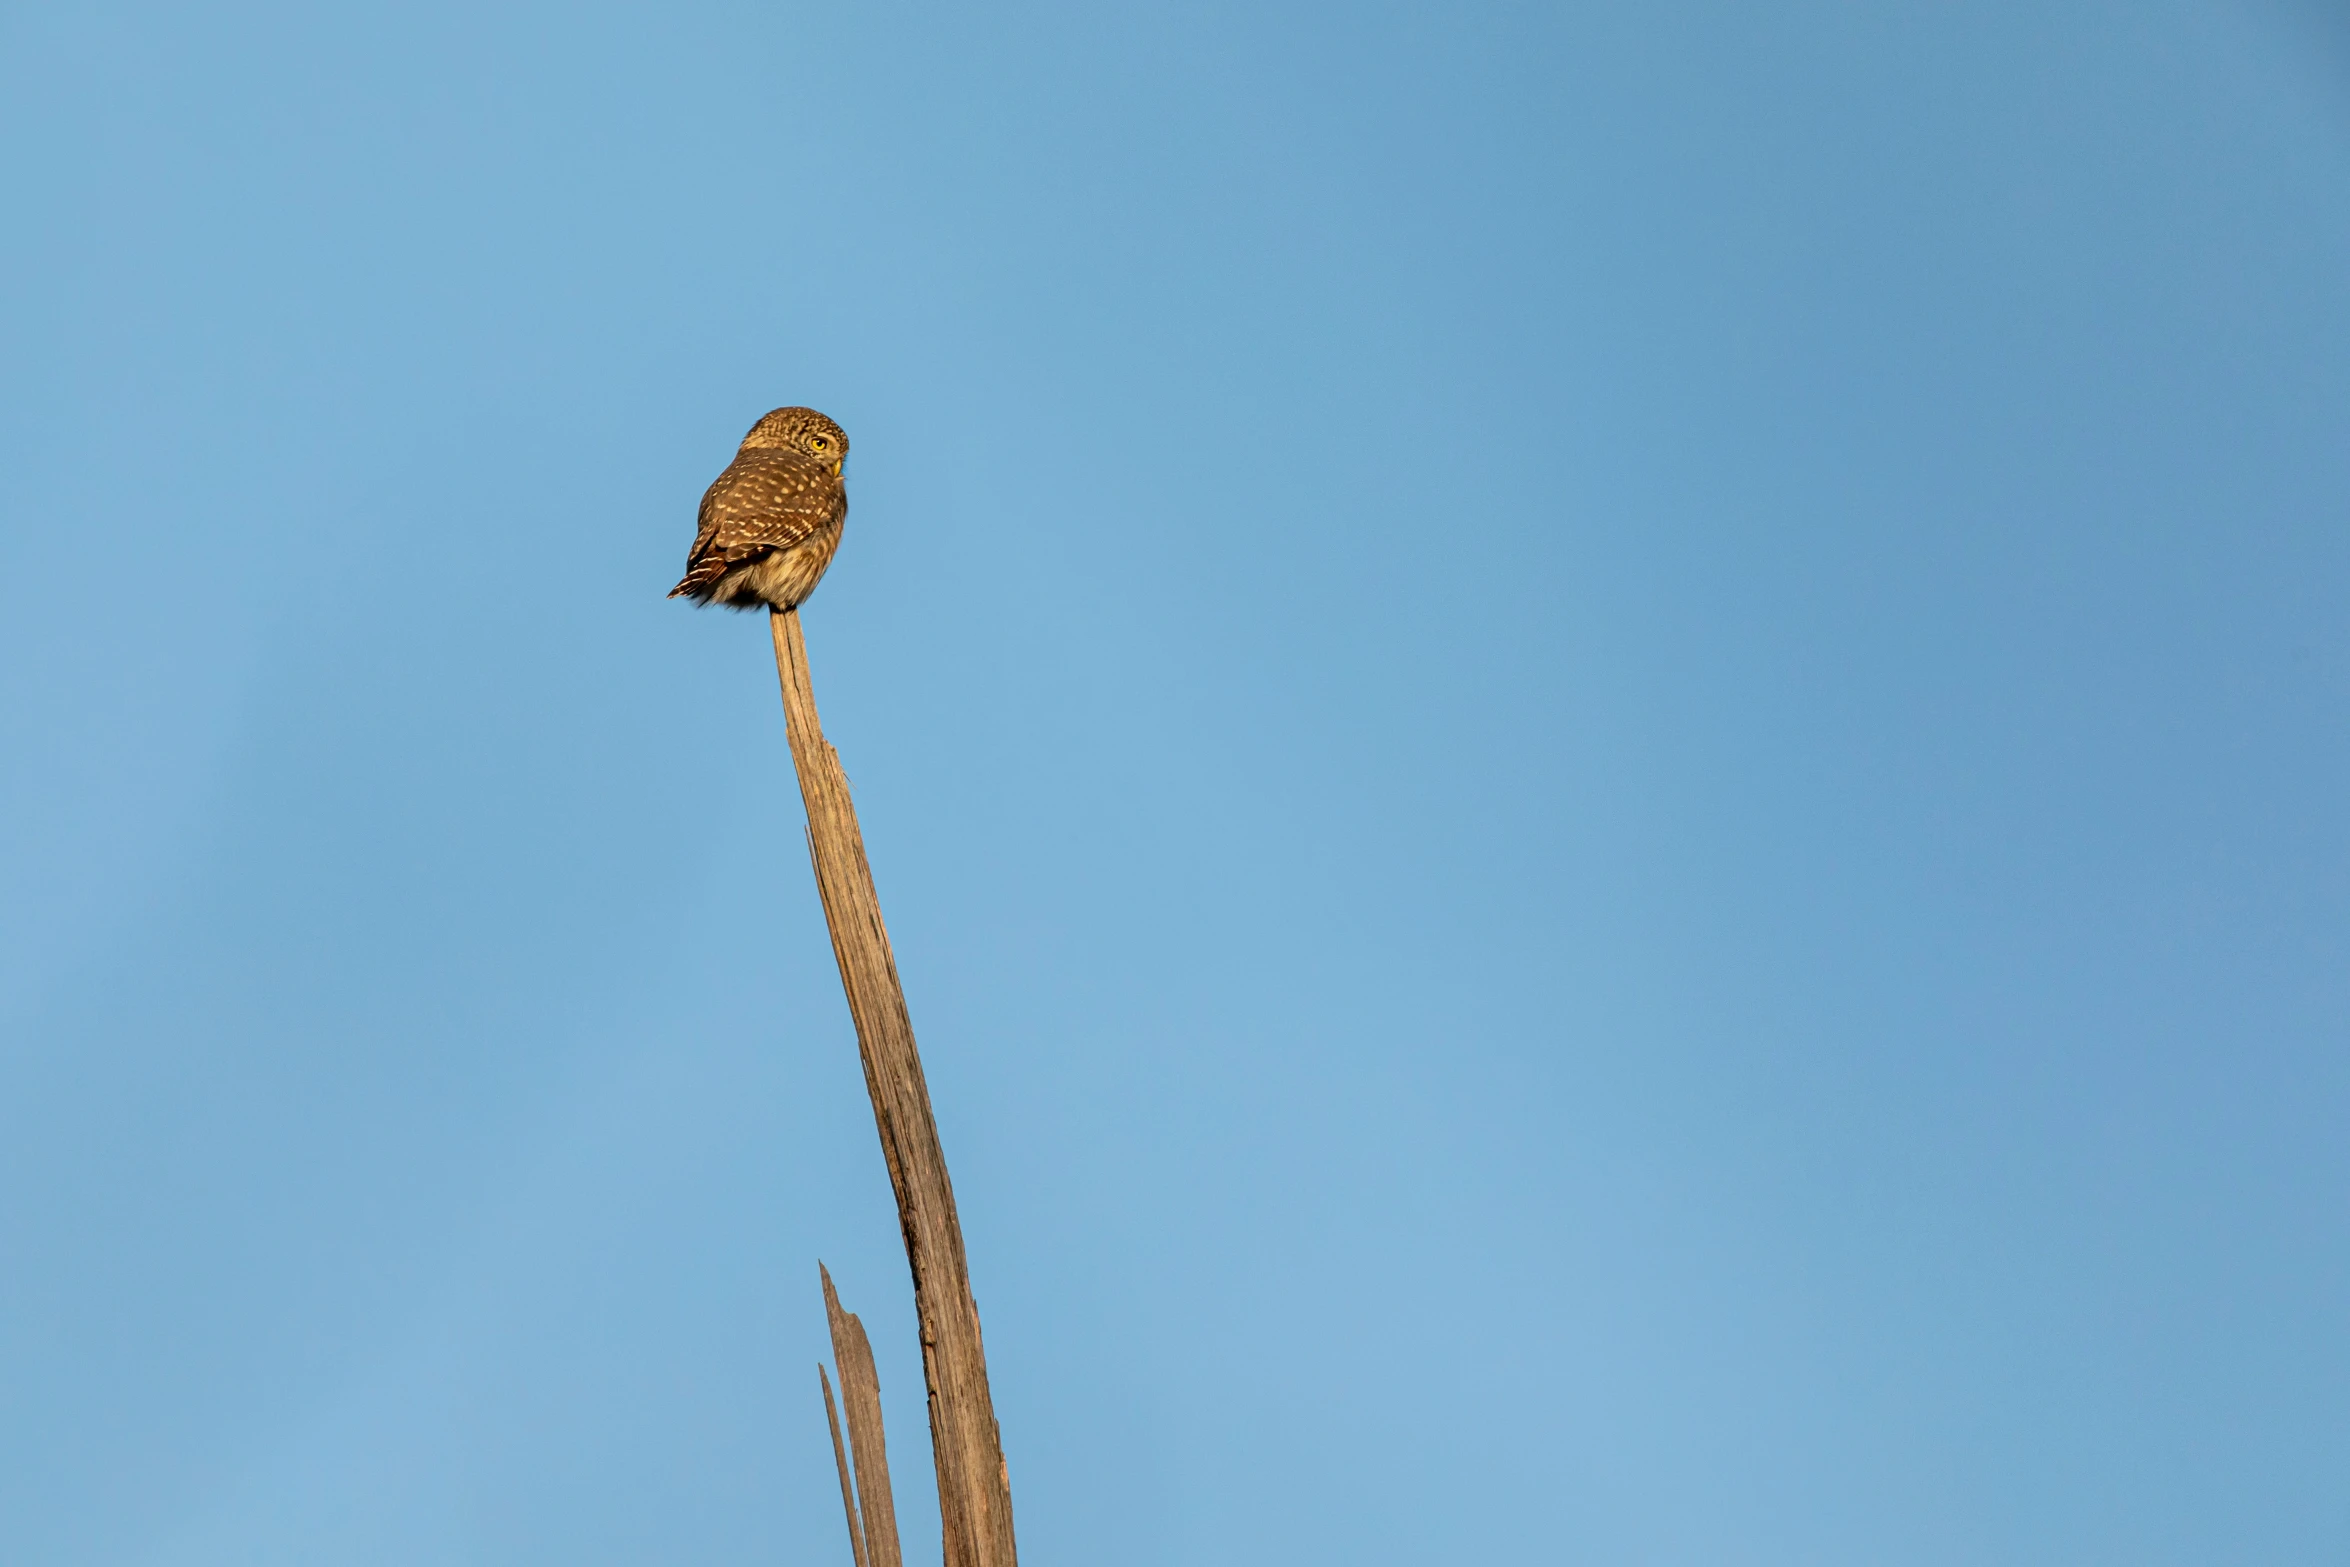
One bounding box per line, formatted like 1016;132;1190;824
669;407;850;611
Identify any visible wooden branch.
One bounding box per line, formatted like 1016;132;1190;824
823;1264;904;1567
820;1363;870;1567
771;608;1018;1567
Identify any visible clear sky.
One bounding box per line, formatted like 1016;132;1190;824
2;3;2346;1563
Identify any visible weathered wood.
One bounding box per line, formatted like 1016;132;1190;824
820;1363;870;1567
771;608;1018;1567
823;1264;905;1567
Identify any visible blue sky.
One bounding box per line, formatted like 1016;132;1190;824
2;3;2346;1563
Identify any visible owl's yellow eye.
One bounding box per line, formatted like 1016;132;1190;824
809;435;830;450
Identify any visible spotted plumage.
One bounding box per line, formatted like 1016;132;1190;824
669;406;850;611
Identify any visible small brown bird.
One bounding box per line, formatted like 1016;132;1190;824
669;406;850;611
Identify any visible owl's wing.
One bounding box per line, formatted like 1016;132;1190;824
684;482;724;564
700;450;844;562
671;449;846;601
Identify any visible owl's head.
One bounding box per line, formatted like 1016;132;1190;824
740;406;850;471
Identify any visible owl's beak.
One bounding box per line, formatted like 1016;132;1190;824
832;458;845;476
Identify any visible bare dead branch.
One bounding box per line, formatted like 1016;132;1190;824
772;608;1018;1567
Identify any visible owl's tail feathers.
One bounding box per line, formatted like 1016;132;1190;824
668;556;730;603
